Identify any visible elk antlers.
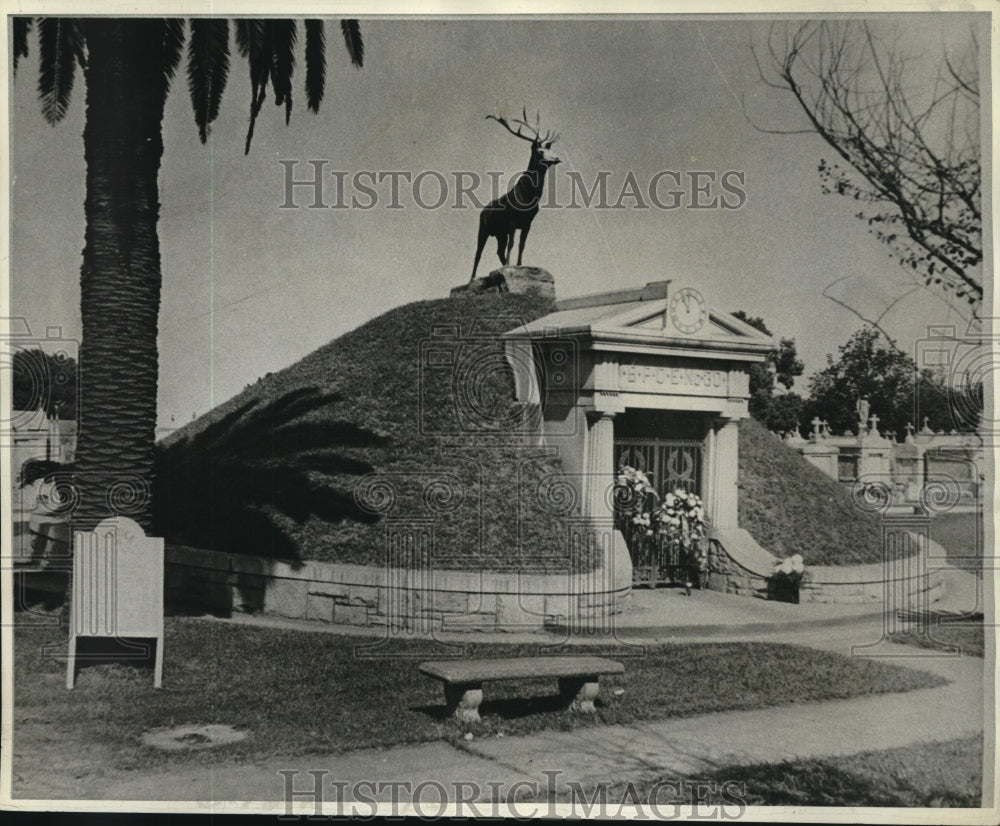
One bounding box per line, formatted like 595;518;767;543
486;107;559;145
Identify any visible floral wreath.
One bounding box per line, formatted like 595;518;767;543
614;465;709;569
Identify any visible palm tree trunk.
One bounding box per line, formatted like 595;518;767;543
73;19;169;533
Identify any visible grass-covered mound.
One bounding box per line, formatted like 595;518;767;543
154;292;887;572
738;417;885;565
154;293;593;572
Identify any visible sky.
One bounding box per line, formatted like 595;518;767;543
8;12;989;430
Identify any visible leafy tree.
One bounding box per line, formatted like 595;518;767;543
12;348;77;418
755;21;981;322
803;326;962;439
732;311;805;432
13;17;363;531
766;394;806;436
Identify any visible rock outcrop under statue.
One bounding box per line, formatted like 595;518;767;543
451;266;555;299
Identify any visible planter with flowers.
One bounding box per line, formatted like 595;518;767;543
613;466;708;592
768;554;807;604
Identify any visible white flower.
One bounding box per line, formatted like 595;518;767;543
674;488;686;498
664;493;676;507
779;558;794;575
694;506;705;520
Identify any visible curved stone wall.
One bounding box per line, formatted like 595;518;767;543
705;528;946;606
165;544;632;631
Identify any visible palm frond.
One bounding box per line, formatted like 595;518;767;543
268;20;297;125
187;19;231;143
13;17;32;77
241;19;270;154
340;19;363;69
238;17;362;153
154;387;385;557
37;18;84;124
233;19;251;57
68;22;86;69
304;20;326;113
161;19;186;81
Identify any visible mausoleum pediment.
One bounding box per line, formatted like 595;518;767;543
505;280;775;361
502;279;776;427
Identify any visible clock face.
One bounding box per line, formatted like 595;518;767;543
669;287;708;335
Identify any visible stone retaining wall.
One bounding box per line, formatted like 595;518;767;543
165;545;631;631
705;528;946;606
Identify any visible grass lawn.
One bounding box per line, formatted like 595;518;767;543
889;623;985;658
550;735;983;808
929;510;985;571
728;735;984;807
711;735;983;807
14;614;946;781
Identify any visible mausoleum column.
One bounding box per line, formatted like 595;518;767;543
703;425;716;523
584;411;617;522
711;418;739;530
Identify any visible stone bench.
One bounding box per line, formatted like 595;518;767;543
419;656;625;723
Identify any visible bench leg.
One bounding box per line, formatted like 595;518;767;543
559;676;600;713
445;682;483;724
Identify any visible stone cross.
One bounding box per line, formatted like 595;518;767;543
868;414;879;435
810;416;822;441
905;422;914;437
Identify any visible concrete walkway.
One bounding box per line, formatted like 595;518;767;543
74;565;988;808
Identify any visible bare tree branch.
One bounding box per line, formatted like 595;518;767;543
821;276;910;355
754;21;982;313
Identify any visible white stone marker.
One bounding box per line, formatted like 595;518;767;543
66;516;164;689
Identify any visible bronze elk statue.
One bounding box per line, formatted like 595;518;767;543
471;109;561;281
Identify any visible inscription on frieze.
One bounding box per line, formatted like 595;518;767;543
616;361;731;397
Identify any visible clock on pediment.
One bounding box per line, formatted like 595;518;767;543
668;286;708;335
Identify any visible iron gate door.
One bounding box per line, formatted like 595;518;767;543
614;437;703;499
614;437;705;588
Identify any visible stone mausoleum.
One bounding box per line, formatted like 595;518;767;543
503;278;774;554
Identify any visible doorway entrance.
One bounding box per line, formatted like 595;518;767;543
613;410;710;589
